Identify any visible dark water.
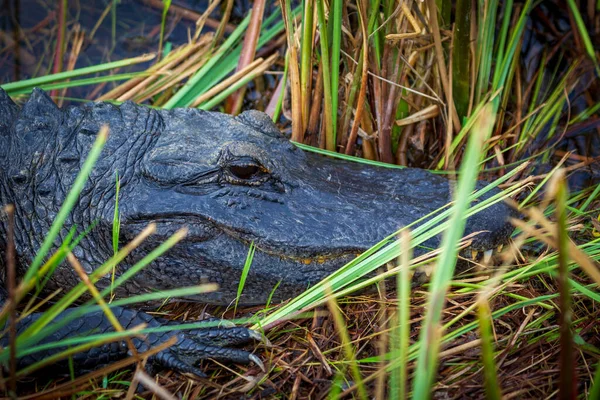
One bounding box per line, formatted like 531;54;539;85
0;0;208;98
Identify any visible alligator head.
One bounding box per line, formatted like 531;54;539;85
0;89;514;305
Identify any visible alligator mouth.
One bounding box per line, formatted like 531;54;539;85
126;219;508;273
125;214;366;262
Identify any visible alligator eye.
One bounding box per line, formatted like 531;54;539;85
228;164;260;180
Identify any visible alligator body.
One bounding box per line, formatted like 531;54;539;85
0;89;514;378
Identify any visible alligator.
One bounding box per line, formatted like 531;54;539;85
0;88;514;380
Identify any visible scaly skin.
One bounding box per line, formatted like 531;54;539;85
0;88;514;377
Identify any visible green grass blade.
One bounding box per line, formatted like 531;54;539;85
235;242;256;314
556;172;576;399
566;0;600;74
0;55;155;93
389;231;411;399
158;0;172;56
112;171;121;255
300;0;315;126
316;0;335;151
329;0;342;143
477;298;502;400
412;103;495;399
110;171;121;300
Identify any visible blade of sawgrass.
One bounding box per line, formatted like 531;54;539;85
554;171;576;399
10;284;219;362
579;183;600;212
158;0;172;58
65;252;136;357
316;0;334;151
326;292;368;400
108;284;218;308
492;0;532;91
434;94;491;169
474;0;498;104
367;0;382;67
271;55;289;122
112;172;121;256
566;0;600;74
97;40;210;102
514;207;600;286
0;54;155;93
328;371;345;399
570;102;600;124
6;72;155;96
21;223;97;316
190;57;267;107
329;0;342;144
235;242;256;314
491;0;513;88
98;229;186;300
412;102;496;399
477;295;502;400
110;172;121;300
389;231;411;399
294;142;405;169
466;240;600;297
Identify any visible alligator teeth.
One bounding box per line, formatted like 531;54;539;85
483;249;493;264
497;244;504;253
471;250;479;260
